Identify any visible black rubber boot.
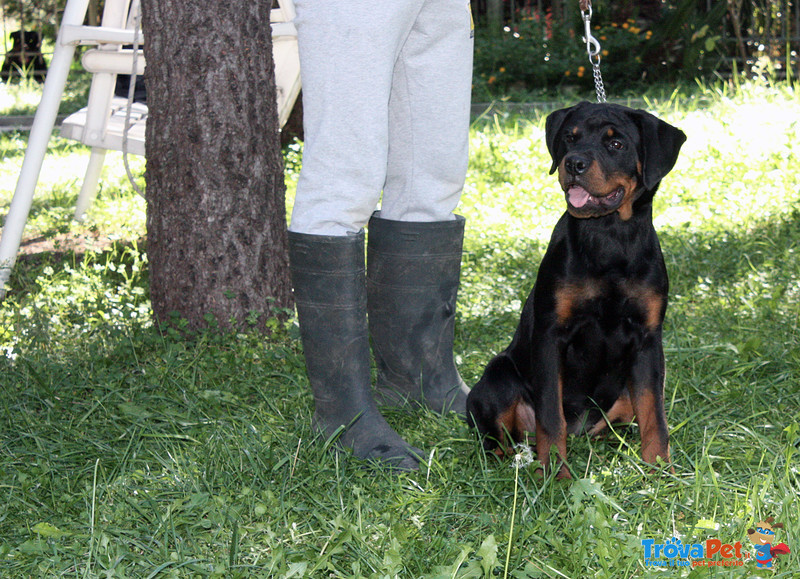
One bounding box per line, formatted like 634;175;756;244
367;212;470;416
288;231;422;471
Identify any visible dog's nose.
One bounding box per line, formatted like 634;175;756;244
564;154;590;176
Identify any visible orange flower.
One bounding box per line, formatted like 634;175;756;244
488;76;496;84
577;66;585;78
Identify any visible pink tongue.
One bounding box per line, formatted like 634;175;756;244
568;186;591;208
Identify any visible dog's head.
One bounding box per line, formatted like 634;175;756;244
545;101;686;220
10;30;43;52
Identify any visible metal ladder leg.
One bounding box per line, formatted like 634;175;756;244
0;0;91;298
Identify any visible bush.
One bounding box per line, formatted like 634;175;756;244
472;1;729;100
473;10;586;101
473;9;659;100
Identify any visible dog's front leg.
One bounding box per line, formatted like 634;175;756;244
529;340;570;479
629;338;671;469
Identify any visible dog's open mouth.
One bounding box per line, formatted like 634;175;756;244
567;185;624;208
566;185;625;213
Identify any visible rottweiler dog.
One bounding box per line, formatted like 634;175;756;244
467;101;686;478
1;30;48;83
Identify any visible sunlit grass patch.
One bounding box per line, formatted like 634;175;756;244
0;68;91;116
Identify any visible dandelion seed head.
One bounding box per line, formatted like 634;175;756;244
512;444;536;468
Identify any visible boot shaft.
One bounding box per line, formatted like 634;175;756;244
366;213;468;414
288;231;372;407
288;230;422;470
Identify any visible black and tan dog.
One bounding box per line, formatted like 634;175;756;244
1;30;48;83
467;101;686;478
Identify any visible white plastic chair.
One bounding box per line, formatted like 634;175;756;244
60;0;146;222
0;0;300;298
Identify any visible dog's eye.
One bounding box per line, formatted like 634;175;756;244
565;132;578;144
608;139;624;150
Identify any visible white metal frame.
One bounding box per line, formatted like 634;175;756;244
0;0;300;298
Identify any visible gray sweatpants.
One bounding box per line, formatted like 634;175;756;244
288;0;475;235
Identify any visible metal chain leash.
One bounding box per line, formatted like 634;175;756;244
579;0;607;103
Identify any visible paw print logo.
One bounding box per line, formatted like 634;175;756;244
747;517;791;568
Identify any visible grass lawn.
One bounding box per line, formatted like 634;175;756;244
1;80;799;577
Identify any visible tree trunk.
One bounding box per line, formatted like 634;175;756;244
141;0;292;332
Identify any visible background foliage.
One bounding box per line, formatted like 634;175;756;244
2;0;798;101
471;0;796;99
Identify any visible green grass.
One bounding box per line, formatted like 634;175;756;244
1;80;799;577
0;66;92;117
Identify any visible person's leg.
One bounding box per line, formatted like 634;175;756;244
367;0;474;415
289;232;422;470
380;0;474;222
367;212;469;415
288;1;425;468
289;0;421;235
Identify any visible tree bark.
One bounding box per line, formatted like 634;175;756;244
141;0;292;332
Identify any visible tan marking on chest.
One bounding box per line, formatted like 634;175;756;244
621;282;665;330
555;280;604;324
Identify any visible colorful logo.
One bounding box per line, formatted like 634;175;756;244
747;517;791;569
641;516;791;570
641;537;747;568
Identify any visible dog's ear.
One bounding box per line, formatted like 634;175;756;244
10;30;21;43
629;109;686;190
545;103;583;175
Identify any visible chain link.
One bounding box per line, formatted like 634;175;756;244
592;62;607;103
579;1;607;103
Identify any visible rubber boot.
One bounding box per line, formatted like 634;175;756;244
367;212;470;416
288;231;422;471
